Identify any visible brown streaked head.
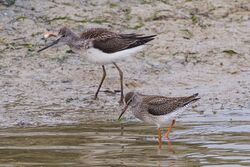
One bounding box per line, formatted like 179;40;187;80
58;27;72;37
37;27;77;53
118;91;136;120
125;91;135;104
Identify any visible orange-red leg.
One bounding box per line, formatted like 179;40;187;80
157;128;162;149
167;138;175;153
165;119;176;139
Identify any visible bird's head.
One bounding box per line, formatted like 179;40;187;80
37;27;76;52
118;91;138;120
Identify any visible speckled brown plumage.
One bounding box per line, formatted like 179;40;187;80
143;93;199;115
119;91;200;147
81;28;156;53
124;92;200;116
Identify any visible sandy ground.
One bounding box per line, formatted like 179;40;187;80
0;0;249;127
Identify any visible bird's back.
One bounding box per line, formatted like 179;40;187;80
81;28;156;54
144;93;199;115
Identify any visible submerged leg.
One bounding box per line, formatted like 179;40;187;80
157;128;162;149
165;119;176;139
113;63;124;104
167;138;175;154
94;65;106;100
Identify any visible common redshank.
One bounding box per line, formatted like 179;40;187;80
37;27;156;104
118;91;200;147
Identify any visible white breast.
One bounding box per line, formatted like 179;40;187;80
82;46;145;65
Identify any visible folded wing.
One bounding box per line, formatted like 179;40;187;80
81;28;156;53
146;93;200;116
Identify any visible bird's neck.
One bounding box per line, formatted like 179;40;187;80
70;32;81;41
67;33;90;50
131;96;143;107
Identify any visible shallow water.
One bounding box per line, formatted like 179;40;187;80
0;108;249;167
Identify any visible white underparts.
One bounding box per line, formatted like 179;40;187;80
154;104;190;127
83;46;145;65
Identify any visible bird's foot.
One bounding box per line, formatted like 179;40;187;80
118;98;125;106
93;95;98;100
165;134;170;140
167;139;175;154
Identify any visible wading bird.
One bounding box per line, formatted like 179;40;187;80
38;27;156;104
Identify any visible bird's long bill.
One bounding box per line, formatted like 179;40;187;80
37;37;61;53
118;104;129;121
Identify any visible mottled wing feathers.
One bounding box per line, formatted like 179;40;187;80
81;28;118;40
146;93;200;116
81;28;156;53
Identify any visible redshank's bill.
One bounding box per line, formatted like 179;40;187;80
38;27;156;104
118;91;200;147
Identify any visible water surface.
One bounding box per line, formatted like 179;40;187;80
0;109;249;167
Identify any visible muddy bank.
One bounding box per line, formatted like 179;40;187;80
0;0;249;127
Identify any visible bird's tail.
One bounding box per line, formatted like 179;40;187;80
122;34;156;49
